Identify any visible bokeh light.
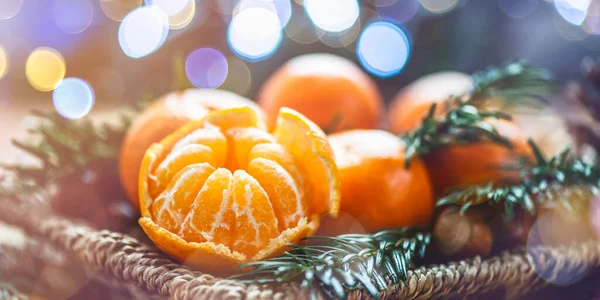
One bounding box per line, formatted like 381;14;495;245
420;0;459;14
220;57;252;95
146;0;196;29
357;21;410;78
369;0;400;7
304;0;360;33
0;0;23;20
228;6;283;61
53;78;95;119
285;2;324;44
554;12;589;40
236;0;292;27
118;6;170;58
100;0;143;21
25;47;66;92
554;0;592;25
185;48;228;89
583;1;600;35
53;0;95;34
498;0;539;18
0;47;8;80
318;17;361;49
376;0;420;23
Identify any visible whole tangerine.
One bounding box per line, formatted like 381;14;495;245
327;130;434;232
119;89;265;211
388;71;473;134
258;53;384;133
422;119;533;198
138;106;340;270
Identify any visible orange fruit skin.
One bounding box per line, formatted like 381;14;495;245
328;130;434;232
422;120;533;198
258;53;384;132
388;71;473;134
138;107;339;270
119;89;264;211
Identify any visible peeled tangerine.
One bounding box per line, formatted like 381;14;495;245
328;130;434;232
138;106;340;270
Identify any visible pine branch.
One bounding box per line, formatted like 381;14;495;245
437;139;600;219
403;102;513;167
470;59;555;106
403;60;554;166
231;229;430;300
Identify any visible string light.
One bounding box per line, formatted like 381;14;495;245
26;47;66;92
53;78;95;119
0;47;8;80
554;0;592;25
53;0;95;34
118;6;170;58
228;6;283;61
0;0;23;20
146;0;196;29
185;48;228;89
357;21;410;78
100;0;143;21
304;0;360;33
420;0;459;14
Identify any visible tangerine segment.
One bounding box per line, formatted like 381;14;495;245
230;170;280;256
273;108;340;216
247;143;305;188
203;106;267;131
247;158;308;231
171;127;227;168
149;144;216;198
226;127;276;170
179;168;235;247
151;163;216;233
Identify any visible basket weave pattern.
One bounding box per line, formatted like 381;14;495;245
2;193;600;299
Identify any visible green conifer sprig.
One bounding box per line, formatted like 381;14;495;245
231;229;430;300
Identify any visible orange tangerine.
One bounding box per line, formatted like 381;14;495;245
328;130;434;232
258;53;384;133
138;107;339;269
119;89;265;211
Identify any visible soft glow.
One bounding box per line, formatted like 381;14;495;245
304;0;360;33
0;47;8;80
236;0;292;27
53;78;95;119
100;0;143;21
146;0;196;29
285;3;324;44
554;0;592;25
498;0;538;18
0;0;23;20
26;47;66;92
376;0;420;23
53;0;95;34
357;21;410;78
185;48;228;89
228;7;283;61
119;6;169;58
419;0;459;13
220;57;252;95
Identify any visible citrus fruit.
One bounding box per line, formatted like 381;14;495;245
388;71;473;134
327;130;434;232
257;53;384;133
119;89;265;211
138;106;339;269
422;119;533;198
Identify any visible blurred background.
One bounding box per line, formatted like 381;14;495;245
0;0;599;162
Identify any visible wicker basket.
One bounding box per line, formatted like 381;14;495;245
2;190;600;300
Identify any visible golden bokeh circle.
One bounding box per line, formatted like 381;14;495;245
26;47;66;92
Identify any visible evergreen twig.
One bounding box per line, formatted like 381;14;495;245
231;229;430;300
437;139;600;219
